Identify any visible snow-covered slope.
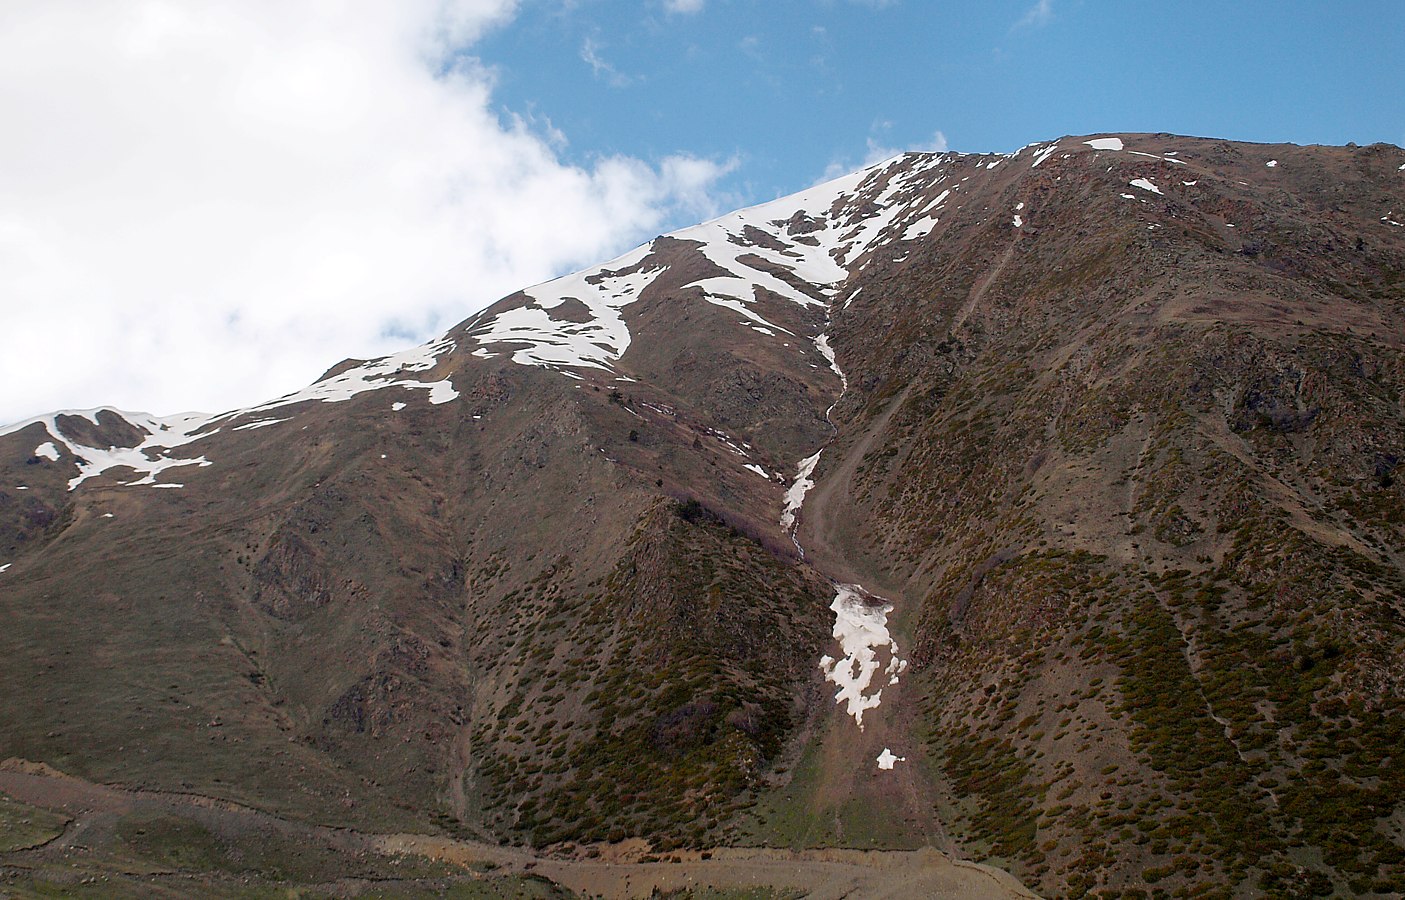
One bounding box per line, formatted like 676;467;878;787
462;152;963;375
0;338;459;492
2;134;1227;494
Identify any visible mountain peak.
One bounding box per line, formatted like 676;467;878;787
3;133;1404;898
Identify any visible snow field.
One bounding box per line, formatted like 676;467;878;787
817;584;909;730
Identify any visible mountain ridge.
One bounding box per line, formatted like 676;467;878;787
3;131;1404;898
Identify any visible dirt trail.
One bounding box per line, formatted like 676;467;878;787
798;383;915;596
952;232;1021;332
395;834;1033;899
0;762;1035;899
779;381;994;871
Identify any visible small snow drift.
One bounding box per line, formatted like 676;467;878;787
877;748;906;770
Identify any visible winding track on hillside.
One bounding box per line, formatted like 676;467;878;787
798;383;915;597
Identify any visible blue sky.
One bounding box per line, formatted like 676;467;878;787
476;0;1405;208
1;0;1402;423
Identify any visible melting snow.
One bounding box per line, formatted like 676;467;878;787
1;332;464;491
392;402;407;411
877;748;905;770
0;564;10;574
1085;137;1124;152
814;335;846;389
468;244;662;373
2;409;216;491
1013;214;1024;228
743;463;770;478
468;153;956;377
1266;160;1278;168
1129;178;1163;195
1030;143;1061;167
901;216;938;241
780;451;823;537
232;417;290;431
231;337;459;415
818;584;908;730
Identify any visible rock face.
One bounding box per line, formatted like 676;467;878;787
2;134;1404;896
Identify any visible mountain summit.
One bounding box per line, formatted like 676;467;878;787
3;134;1404;897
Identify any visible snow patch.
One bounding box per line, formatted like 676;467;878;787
1030;143;1060;167
1085;137;1124;152
232;337;459;414
1129;178;1163;195
814;335;846;389
33;442;59;461
231;418;289;431
2;409;217;491
901;216;938;241
877;748;905;770
0;563;9;574
818;584;908;730
780;451;822;537
1266;159;1278;168
392;402;407;411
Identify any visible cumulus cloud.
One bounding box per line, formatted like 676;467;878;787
0;1;729;423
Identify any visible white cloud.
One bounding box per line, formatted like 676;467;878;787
0;1;728;424
663;0;706;13
1014;0;1054;29
581;36;632;87
822;129;949;181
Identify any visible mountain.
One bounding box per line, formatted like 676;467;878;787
2;133;1404;898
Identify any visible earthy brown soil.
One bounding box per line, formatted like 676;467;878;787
0;760;1033;898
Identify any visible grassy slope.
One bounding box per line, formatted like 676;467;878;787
824;138;1405;896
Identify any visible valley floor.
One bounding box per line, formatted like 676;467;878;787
0;760;1035;899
